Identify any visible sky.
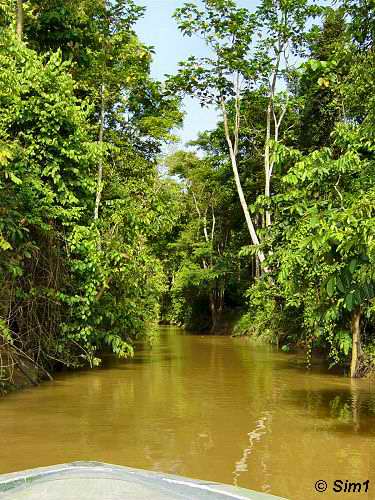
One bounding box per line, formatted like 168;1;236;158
135;0;219;147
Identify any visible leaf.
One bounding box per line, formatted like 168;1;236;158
345;293;354;311
349;258;357;273
9;172;22;185
362;284;370;299
336;276;345;293
337;330;351;356
0;238;12;251
353;290;361;306
341;269;351;289
310;60;320;71
326;277;336;297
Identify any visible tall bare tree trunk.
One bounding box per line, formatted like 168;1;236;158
350;306;362;378
264;46;283;228
220;97;265;264
264;99;272;228
16;0;24;39
94;83;105;221
228;146;263;257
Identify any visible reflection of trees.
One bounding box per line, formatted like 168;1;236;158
290;385;375;434
228;338;375;498
329;395;353;422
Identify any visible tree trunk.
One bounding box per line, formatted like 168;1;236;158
255;255;261;279
220;99;265;263
229;148;264;260
94;83;105;221
209;292;217;333
209;286;224;333
16;0;23;39
264;46;283;229
264;101;272;228
350;306;362;378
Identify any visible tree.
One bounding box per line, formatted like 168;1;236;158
0;3;182;388
242;0;375;376
0;30;98;371
255;0;322;227
170;0;320;266
297;8;347;151
170;1;266;262
166;151;226;330
271;124;375;377
16;0;23;38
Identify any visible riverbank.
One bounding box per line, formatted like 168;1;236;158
0;353;45;396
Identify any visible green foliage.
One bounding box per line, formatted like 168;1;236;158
168;0;375;375
234;278;302;346
245;9;375;370
1;0;375;386
162;148;250;330
0;1;181;387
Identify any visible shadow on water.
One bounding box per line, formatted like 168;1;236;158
104;354;179;367
285;386;375;435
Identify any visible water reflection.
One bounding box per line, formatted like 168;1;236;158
233;410;272;492
0;328;374;500
287;386;375;434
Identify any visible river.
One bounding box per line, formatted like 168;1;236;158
1;326;374;499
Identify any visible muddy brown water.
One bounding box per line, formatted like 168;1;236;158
1;327;374;499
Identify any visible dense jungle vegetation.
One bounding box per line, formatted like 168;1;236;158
0;0;374;392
